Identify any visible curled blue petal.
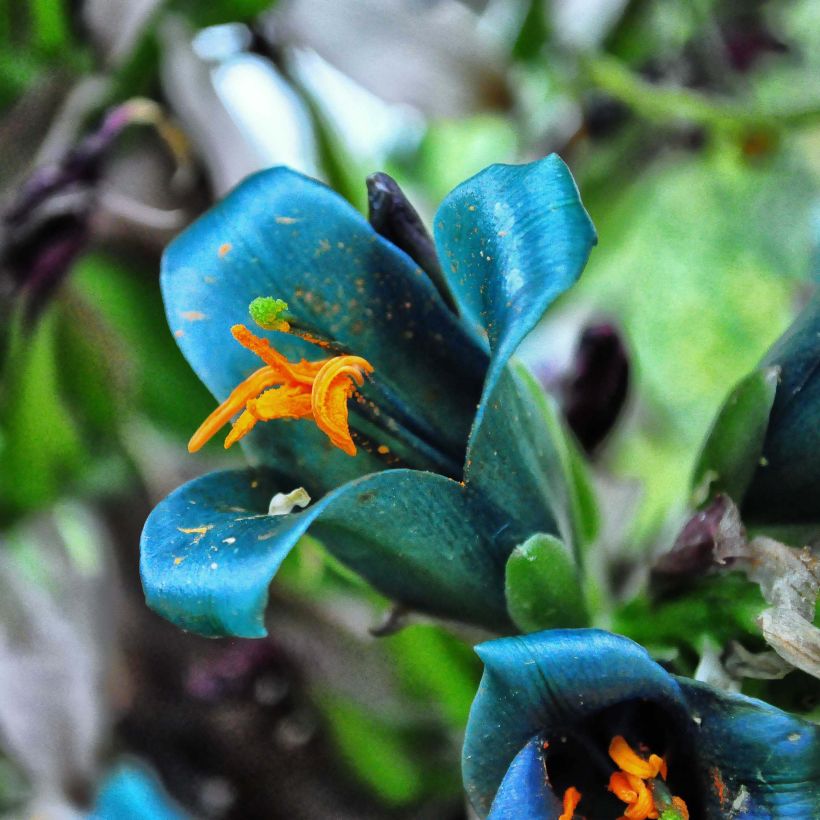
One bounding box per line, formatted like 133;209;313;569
463;629;820;818
434;154;597;398
488;736;560;820
678;681;820;818
463;629;685;816
141;467;516;637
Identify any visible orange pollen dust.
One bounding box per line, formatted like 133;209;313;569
188;323;373;457
559;736;689;820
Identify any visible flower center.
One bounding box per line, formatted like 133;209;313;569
188;313;373;457
559;736;689;820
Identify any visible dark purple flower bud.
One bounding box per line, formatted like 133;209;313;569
561;321;630;454
653;495;738;580
2;100;180;320
722;22;787;73
366;171;458;312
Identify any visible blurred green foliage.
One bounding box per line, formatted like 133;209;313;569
1;0;819;815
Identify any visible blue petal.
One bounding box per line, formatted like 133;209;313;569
463;629;820;818
462;629;684;816
466;363;598;562
677;680;820;818
141;467;516;637
487;736;560;820
743;291;820;523
90;762;186;820
162;167;488;489
434;154;597;398
463;368;558;548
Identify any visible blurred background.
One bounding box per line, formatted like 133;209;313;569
0;0;818;817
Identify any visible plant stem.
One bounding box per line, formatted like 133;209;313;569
581;53;820;133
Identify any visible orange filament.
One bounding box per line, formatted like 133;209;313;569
188;323;373;456
607;736;688;820
559;786;582;820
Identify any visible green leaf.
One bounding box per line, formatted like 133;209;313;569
318;694;426;805
691;366;780;506
29;0;71;54
0;310;84;521
505;533;589;632
70;253;214;437
387;625;480;729
613;574;767;666
511;0;551;62
414;115;518;203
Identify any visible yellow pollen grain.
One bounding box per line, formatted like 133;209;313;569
218;243;232;257
275;216;298;224
174;329;185;337
377;445;390;454
181;310;207;321
173;556;185;565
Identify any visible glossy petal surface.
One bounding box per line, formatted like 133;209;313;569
463;629;684;816
463;629;820;818
141;466;516;637
743;292;820;523
162;166;487;490
487;736;559;820
679;681;820;819
434;154;597;396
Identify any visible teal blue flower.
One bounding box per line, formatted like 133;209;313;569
463;629;820;819
140;157;596;637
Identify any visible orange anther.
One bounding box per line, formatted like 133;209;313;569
609;737;664;780
311;356;374;456
607;735;687;820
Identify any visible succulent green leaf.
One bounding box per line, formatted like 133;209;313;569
504;533;588;633
691;366;780;506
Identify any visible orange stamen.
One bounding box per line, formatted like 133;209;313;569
607;737;688;820
609;737;665;780
189;323;373;456
188;365;282;452
311;356;374;456
609;771;638;804
558;786;582;820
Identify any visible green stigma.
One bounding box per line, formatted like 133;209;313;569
249;297;290;331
